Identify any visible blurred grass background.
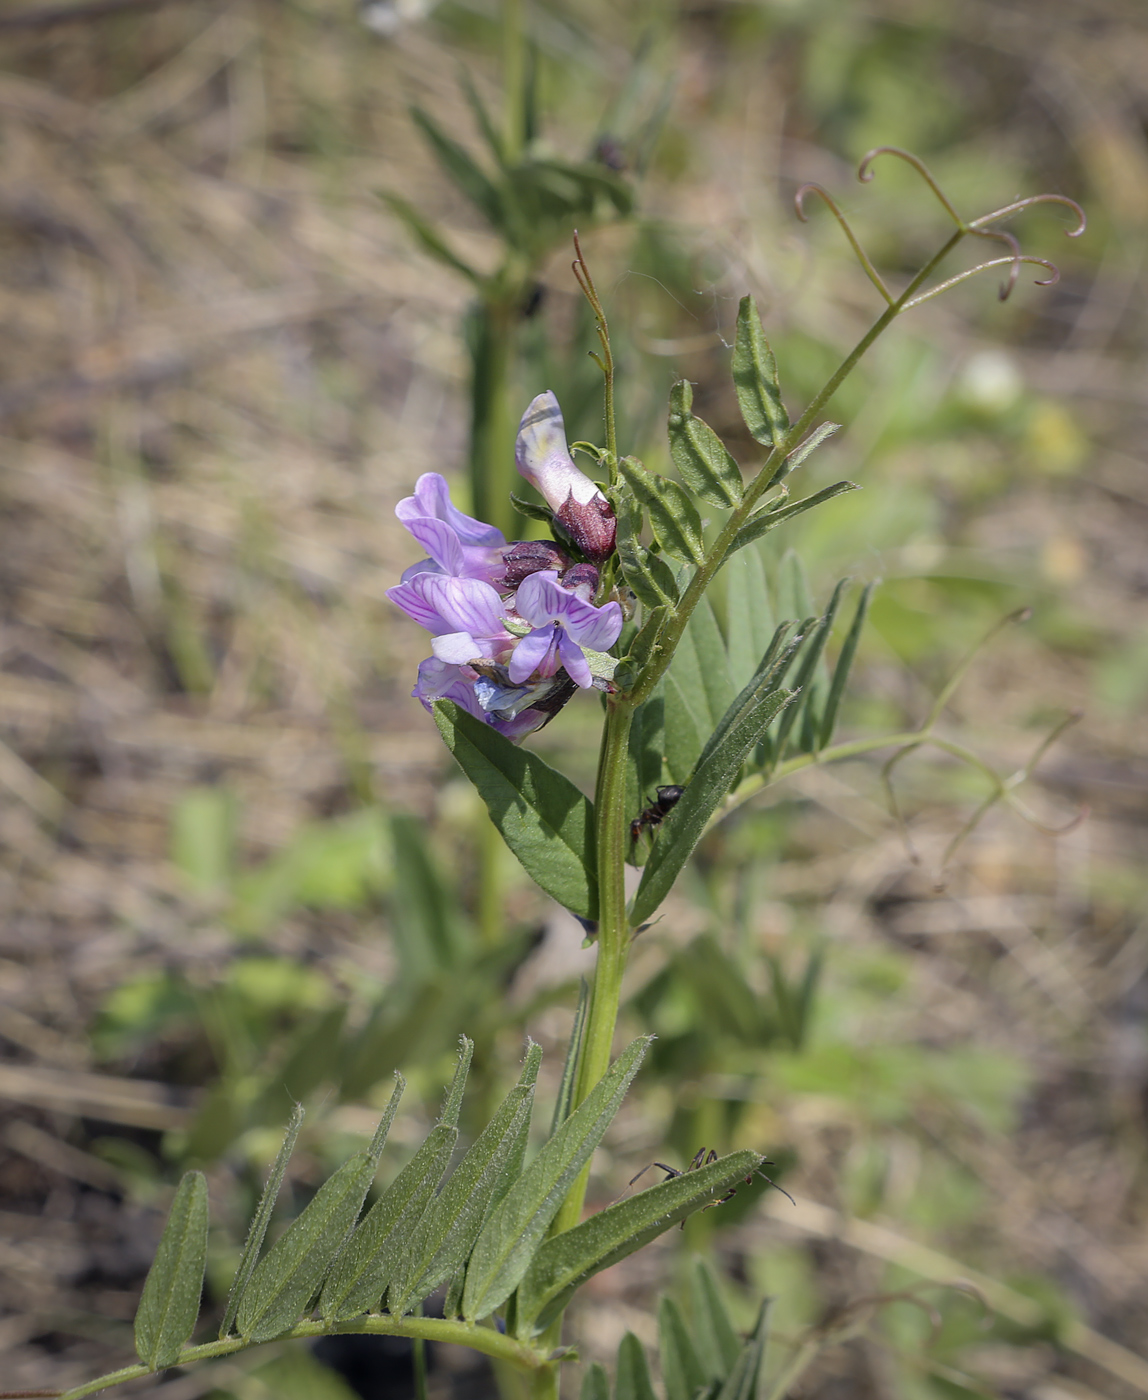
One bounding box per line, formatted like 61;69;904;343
0;0;1145;1397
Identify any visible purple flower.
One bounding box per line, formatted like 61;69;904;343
411;656;552;741
386;573;515;665
397;471;575;592
396;473;508;585
515;393;617;563
508;570;623;689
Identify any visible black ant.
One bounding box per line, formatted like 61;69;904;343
630;784;685;845
628;1147;795;1226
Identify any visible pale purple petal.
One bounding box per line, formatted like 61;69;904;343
412;657;487;722
512;570;565;627
387;580;452;634
508;625;559;683
400;557;443;584
567;598;623;652
556;628;592;687
431;631;486;665
515;394;600;509
512;571;623;652
492;708;552;741
398;473;505;548
390;574;507;639
401;516;465;576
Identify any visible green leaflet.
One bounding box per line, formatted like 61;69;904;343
658;1296;708;1400
663;670;706;787
819;582;875;750
730;480;859;554
380;192;482;287
668;381;743;509
772;577;850;761
625;689;667;862
461;1036;651;1321
509;491;558;527
722;540;776;693
618;457;706;566
550;983;589;1135
515;1150;763;1334
626;605;669;676
613;484;680;609
236;1153;378;1343
433;701;597;923
409;106;502;228
715;1299;771;1400
631;638;800;926
662;599;733;784
134;1170;209;1370
319;1125;455;1323
786;420;841;471
320;1042;472;1322
690;1259;741;1381
581;1362;611;1400
387;1043;541;1316
220;1104;304;1338
731;295;789;448
616;1333;659;1400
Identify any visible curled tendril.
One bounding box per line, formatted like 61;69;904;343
858;145;964;226
970;193;1087;238
820;145;1084;307
903;255;1059;309
794;182;893;304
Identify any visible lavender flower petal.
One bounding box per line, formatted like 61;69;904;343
507;625;559;684
397;473;505;548
388;574;507;640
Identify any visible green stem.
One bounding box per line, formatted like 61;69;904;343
471;298;519;538
57;1318;554;1400
501;0;526;166
557;695;635;1226
533;696;635;1391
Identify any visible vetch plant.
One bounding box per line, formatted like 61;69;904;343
40;149;1087;1400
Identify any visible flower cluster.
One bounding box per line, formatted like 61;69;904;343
388;393;622;741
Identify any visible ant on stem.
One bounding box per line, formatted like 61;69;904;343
628;1147;795;1227
630;785;685;845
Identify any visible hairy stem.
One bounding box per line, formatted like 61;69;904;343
57;1317;553;1400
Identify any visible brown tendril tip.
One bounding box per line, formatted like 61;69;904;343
969;225;1022;300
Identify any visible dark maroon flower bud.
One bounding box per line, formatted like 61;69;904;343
560;563;600;602
500;539;572;589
